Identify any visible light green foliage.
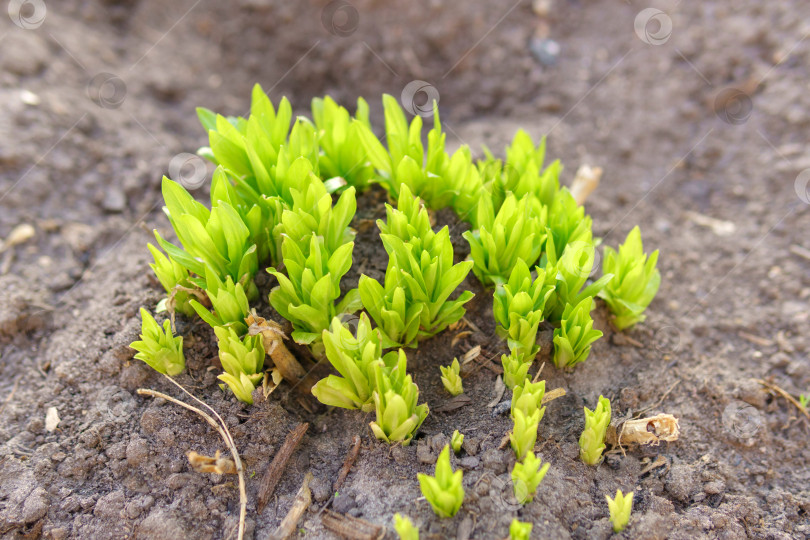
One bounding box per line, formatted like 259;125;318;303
508;519;533;540
190;267;250;336
463;194;547;287
598;226;661;330
268;233;360;347
360;186;474;348
482;130;560;212
131;308;185;376
439;358;463;396
311;96;375;192
800;394;808;409
552;297;603;369
156;177;259;300
311;314;391;412
501;351;531;390
511;451;549;504
512;379;547;420
509;379;546;460
393;514;419;540
451;430;464;454
354;95;451;209
147;243;197;317
579;395;611;465
369;350;428;445
493;258;555;362
545;188;593;259
444;146;484;226
606;489;634;533
417;445;464;518
215;326;265;404
542;239;612;322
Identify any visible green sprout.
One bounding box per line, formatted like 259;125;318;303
450;430;464;454
552;296;603;369
311;96;375;192
606;489;634;533
417;445;464;518
444;146;484;226
190;267;250;336
360;185;473;347
800;394;808;409
542;239;612;322
354;95;451;209
463;193;546;287
439;359;463;396
508;519;533;540
493;258;555;363
311;314;390;411
130;308;185;376
215;326;265;404
509;379;546;460
268;233;360;348
155;177;259;299
511;451;549;504
369;350;428;445
545;188;593;260
598;226;661;330
147;244;197;318
393;513;419;540
579;395;611;466
500;351;529;390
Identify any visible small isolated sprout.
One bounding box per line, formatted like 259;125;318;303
369;351;429;445
451;430;464;454
606;489;634;533
599;226;660;331
799;394;808;410
579;395;611;466
509;379;546;460
509;519;533;540
440;358;463;396
417;445;464;518
130;308;185;376
393;513;419;540
511;451;550;504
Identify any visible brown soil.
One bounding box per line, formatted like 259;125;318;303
1;0;809;539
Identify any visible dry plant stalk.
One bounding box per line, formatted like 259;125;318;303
268;472;313;540
257;422;310;513
187;450;237;475
570;164;603;205
321;510;383;540
333;435;362;492
247;313;316;393
137;375;247;540
607;413;680;447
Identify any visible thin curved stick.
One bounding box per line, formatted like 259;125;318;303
137;384;247;540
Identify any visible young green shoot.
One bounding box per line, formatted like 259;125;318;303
508;519;533;540
215;326;265;404
148;244;198;318
606;489;634;533
800;394;809;410
451;430;464;454
130;308;185;376
440;358;463;396
598;226;661;330
543;238;612;322
501;351;531;390
579;395;611;466
511;450;549;504
369;350;428;445
393;513;419;540
509;379;546;460
417;445;464;518
311;314;389;412
190;267;251;336
552;296;603;369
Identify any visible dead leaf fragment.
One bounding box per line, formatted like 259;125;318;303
187;450;237;475
570;164;602;205
45;407;60;432
0;223;35;252
608;413;680;447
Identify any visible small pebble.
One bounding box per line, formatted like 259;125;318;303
529;37;561;66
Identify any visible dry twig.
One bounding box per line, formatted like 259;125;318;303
137;378;247;540
321;510;383;540
755;378;810;421
268;472;313;540
257;422;310;512
333;436;362;492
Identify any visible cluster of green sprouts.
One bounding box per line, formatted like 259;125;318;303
129;87;660;535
